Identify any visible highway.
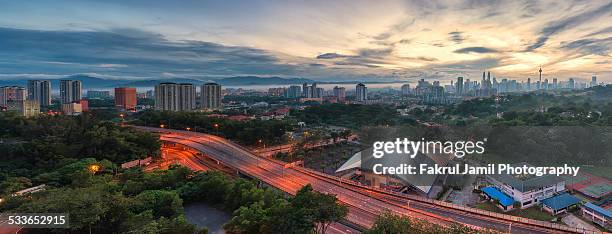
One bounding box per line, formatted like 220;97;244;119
134;126;597;234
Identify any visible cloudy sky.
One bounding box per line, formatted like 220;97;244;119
0;0;610;83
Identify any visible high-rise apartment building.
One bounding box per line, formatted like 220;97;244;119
60;80;82;103
178;83;196;111
114;87;137;110
27;80;51;107
286;85;302;98
333;86;346;101
154;82;197;111
0;86;27;107
356;83;367;102
201;82;222;110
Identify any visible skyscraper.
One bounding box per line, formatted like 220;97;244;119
60;80;82;103
114;87;137;110
401;84;411;96
356;83;367;102
201;82;222;110
456;77;463;95
302;83;309;97
333;86;346;101
527;78;531;91
591;75;597;87
286;85;302;98
27;80;51;107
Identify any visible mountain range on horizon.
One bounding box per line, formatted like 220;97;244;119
0;75;400;89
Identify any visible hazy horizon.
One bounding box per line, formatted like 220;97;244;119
1;0;610;82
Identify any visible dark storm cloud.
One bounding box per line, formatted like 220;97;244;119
560;37;612;56
526;2;612;51
454;47;498;54
448;31;465;44
315;53;351;59
0;27;298;78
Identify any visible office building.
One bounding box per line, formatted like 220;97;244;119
27;80;51;107
201;82;222;110
456;77;463;95
87;90;111;99
0;86;27;107
356;83;367;102
591;76;598;87
60;80;82;103
114;87;137;110
333;86;346;102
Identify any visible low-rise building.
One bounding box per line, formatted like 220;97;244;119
62;102;83;115
541;193;580;215
486;162;565;209
581;202;611;229
5;100;40;117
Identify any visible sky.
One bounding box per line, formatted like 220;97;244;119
0;0;611;83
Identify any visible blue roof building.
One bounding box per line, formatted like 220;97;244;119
541;193;580;215
581;202;611;229
481;186;515;210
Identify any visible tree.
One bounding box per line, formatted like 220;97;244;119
291;185;348;234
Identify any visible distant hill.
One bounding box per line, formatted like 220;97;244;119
117;78;205;87
214;76;315;85
1;75;318;89
0;75;131;89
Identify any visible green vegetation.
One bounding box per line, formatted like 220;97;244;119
131;110;294;145
1;156;349;234
292;104;415;129
448;86;612;126
365;211;495;234
0;162;199;234
0;112;349;233
474;203;554;222
0;112;160;184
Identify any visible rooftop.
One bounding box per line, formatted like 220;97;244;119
489;162;564;193
541;193;580;211
482;186;514;207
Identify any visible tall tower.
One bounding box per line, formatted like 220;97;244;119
538;66;542;89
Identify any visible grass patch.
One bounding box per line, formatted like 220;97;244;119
475;202;555;221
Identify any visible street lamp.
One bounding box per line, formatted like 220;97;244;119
160;124;165;128
119;114;125;126
186;127;191;131
213;123;220;135
88;164;101;174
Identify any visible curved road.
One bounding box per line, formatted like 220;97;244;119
134;126;594;234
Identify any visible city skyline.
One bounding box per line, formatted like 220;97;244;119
0;0;610;83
